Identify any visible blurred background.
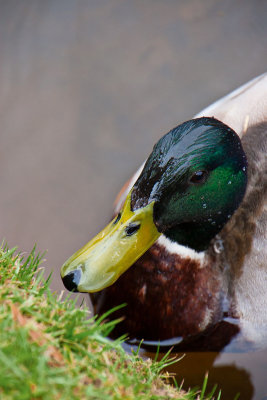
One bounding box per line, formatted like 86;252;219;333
1;0;266;295
1;1;266;398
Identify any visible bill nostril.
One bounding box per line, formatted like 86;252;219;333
62;269;81;292
125;222;141;236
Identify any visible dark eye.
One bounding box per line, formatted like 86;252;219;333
125;223;140;236
113;213;121;224
189;170;208;184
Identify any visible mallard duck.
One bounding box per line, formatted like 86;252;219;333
61;73;267;346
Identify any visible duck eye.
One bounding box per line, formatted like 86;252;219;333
189;170;208;184
125;223;140;236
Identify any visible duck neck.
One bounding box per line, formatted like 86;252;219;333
164;220;223;252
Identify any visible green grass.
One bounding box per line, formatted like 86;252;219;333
0;245;220;399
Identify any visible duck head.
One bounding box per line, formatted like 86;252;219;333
61;117;247;293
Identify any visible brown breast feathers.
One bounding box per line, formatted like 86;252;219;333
94;242;227;341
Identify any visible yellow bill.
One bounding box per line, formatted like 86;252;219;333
61;192;160;292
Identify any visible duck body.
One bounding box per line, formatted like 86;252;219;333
62;73;267;347
95;239;226;340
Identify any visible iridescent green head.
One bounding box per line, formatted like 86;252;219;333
132;117;247;251
61;117;247;292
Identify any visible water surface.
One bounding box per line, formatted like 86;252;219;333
123;322;267;399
